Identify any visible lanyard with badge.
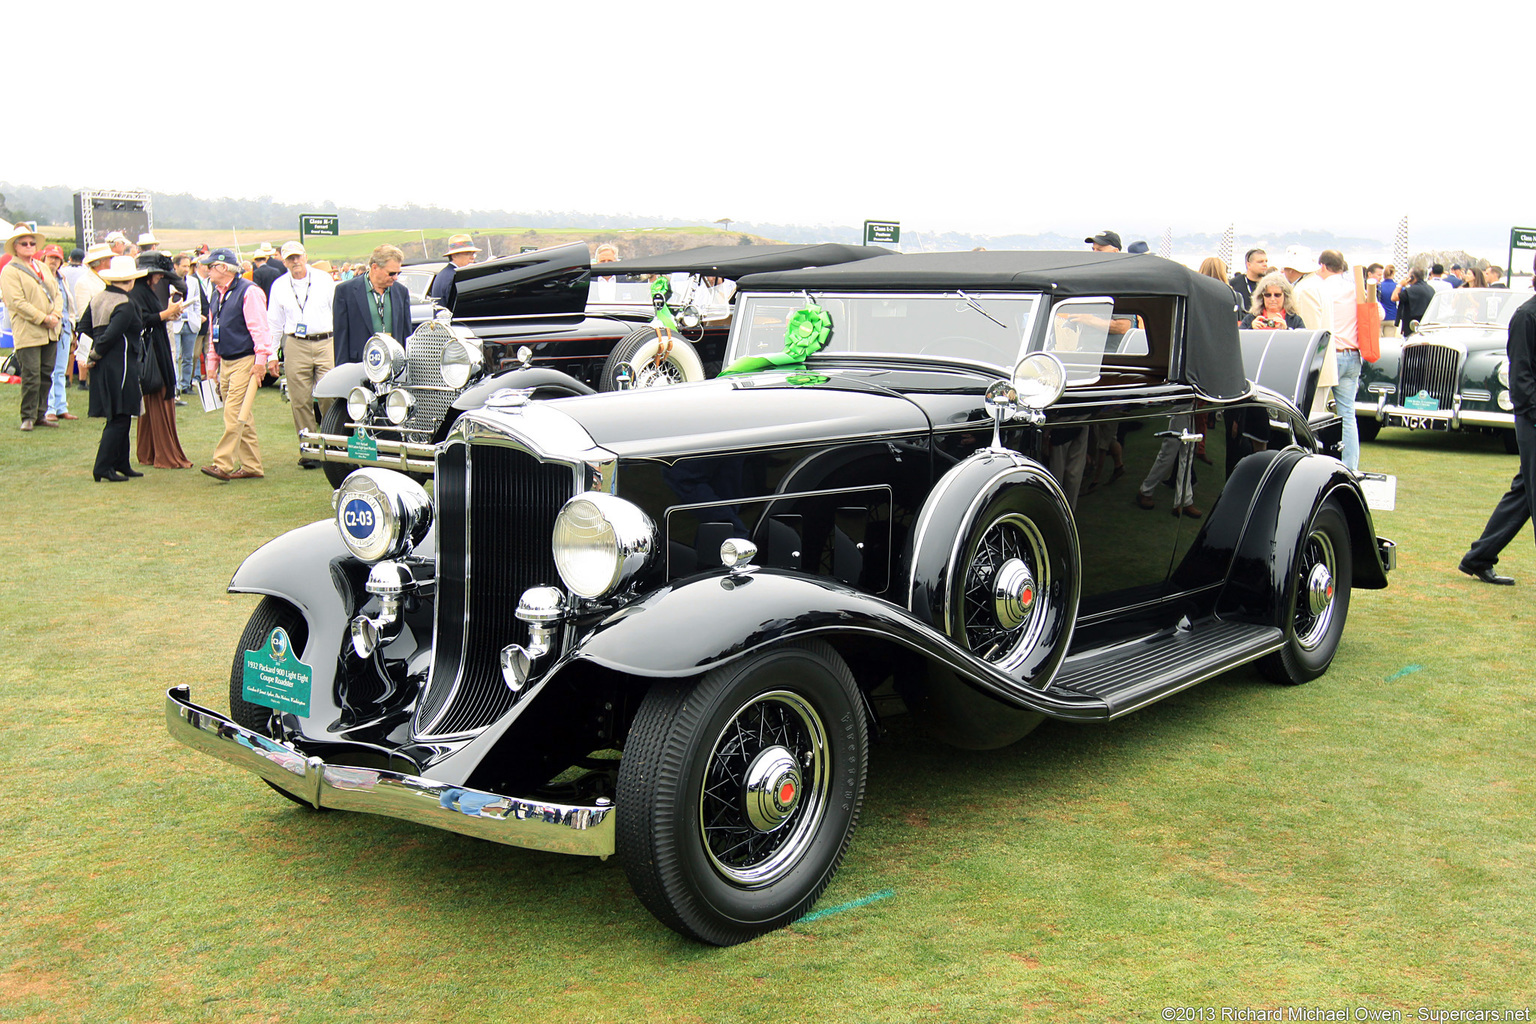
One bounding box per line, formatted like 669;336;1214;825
293;276;313;337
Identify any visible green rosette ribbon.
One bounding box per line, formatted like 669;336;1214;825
719;303;834;377
650;276;678;331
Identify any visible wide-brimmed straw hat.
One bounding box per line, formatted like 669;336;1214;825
252;242;278;259
84;242;114;265
3;223;41;258
100;255;148;282
442;233;480;257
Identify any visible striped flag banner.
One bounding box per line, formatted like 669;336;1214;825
1158;227;1172;259
1395;216;1409;272
1219;224;1234;270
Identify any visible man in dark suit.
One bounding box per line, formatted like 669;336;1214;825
1458;291;1536;584
1395;268;1436;337
251;243;284;299
333;243;411;365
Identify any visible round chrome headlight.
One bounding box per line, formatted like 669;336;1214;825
440;336;484;389
362;334;407;384
334;468;433;563
384;388;415;425
1498;359;1510;387
552;493;657;599
1014;352;1067;410
1498;390;1514;411
347;386;375;422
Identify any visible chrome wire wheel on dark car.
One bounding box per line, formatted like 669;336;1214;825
961;512;1051;672
699;690;829;887
616;640;867;946
1262;498;1352;685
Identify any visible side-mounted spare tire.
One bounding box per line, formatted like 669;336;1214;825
598;326;705;392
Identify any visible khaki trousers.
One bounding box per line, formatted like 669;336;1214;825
213;355;263;473
284;332;334;436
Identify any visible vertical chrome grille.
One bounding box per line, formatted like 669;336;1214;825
415;439;574;739
402;322;456;436
1399;343;1462;406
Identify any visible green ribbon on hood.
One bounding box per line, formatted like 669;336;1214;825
719;302;833;377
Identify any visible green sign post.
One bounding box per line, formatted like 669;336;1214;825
300;214;340;245
1508;226;1536;287
864;220;900;246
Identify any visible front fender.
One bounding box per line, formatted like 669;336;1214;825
562;568;1111;721
228;520;362;734
452;366;594;413
314;362;368;400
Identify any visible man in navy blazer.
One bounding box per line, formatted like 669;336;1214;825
334;243;411;365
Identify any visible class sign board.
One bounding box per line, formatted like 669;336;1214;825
242;627;313;716
864;220;900;246
300;214;340;238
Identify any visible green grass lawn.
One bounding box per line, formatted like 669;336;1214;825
1;391;1532;1023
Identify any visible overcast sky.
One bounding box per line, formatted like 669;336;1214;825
13;0;1535;257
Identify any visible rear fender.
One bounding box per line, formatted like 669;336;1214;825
1216;451;1388;626
560;569;1109;722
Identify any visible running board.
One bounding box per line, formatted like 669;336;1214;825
1051;620;1285;719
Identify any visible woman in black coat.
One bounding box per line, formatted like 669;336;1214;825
79;257;146;481
129;252;192;468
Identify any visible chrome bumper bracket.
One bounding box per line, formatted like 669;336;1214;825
165;686;614;857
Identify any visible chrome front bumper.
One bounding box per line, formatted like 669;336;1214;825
165;686;614;857
1368;397;1514;431
298;428;436;474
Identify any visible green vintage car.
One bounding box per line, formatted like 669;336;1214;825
1358;287;1524;453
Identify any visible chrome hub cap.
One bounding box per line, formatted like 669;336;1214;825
1306;564;1334;617
991;557;1037;631
743;746;802;832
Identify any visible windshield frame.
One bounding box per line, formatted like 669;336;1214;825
727;290;1043;374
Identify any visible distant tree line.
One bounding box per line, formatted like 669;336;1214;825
1;181;1386;254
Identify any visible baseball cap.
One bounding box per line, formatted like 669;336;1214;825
200;247;241;270
279;240;306;259
1085;230;1122;249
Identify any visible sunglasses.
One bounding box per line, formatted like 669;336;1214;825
1263;291;1284;298
15;239;38;248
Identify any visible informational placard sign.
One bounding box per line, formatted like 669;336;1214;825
300;214;340;241
347;431;378;461
1508;226;1536;283
242;627;313;716
864;220;900;246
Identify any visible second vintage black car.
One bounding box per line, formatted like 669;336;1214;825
169;250;1393;945
301;242;893;486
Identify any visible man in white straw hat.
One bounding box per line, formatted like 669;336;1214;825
251;242;283;299
1;224;64;431
428;233;481;308
137;231;160;251
70;243;116;390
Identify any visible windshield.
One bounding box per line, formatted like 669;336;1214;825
1422;288;1525;328
731;292;1038;369
397;265;441;304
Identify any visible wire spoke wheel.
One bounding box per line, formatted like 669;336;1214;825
616;640;866;945
699;691;829;887
961;512;1049;671
1262;498;1352;685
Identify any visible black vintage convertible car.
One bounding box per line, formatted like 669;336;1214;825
168;250;1393;945
301;241;892;486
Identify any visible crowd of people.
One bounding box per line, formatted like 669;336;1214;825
0;225;418;482
1090;228;1533;586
